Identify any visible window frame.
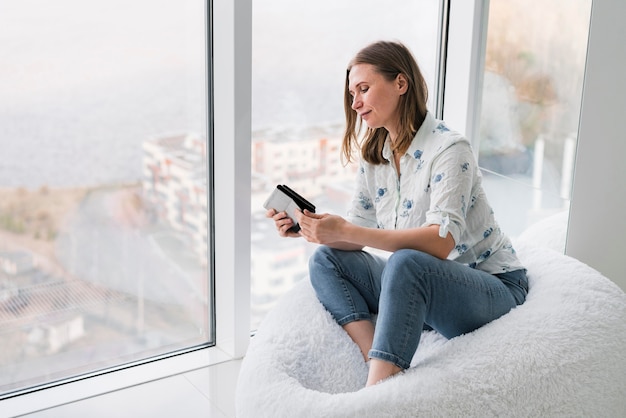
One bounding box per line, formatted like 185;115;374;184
212;0;252;360
3;0;251;414
442;0;488;149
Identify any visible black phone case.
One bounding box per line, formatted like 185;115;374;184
263;184;315;233
277;184;316;213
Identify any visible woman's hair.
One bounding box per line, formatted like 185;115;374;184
342;41;428;165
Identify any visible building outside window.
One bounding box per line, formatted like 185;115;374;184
0;0;212;397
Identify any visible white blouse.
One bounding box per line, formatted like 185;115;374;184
346;112;525;274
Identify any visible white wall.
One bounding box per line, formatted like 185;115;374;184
566;0;626;290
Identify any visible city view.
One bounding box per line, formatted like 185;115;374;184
0;0;211;394
0;133;210;392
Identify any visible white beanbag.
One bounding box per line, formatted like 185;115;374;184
236;243;626;417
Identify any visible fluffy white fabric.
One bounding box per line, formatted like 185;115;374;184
516;210;569;253
236;243;626;417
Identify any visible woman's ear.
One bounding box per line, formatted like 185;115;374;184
396;73;409;95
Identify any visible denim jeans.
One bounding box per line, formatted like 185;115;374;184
309;246;528;370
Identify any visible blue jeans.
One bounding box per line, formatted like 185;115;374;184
309;246;528;370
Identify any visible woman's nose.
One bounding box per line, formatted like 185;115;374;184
351;94;361;110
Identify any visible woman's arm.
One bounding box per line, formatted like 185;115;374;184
296;210;455;259
347;222;455;259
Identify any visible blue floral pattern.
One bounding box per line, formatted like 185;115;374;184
413;149;425;171
358;192;372;210
399;198;414;217
478;249;492;262
455;243;468;254
434;122;450;134
375;187;387;202
461;195;467;218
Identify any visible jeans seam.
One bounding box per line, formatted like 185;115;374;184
336;312;371;326
338;275;358;321
368;349;411;370
399;273;422;364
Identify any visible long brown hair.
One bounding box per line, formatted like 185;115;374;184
342;41;429;165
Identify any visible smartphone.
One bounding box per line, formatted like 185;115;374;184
263;185;315;232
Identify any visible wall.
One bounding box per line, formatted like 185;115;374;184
566;0;626;290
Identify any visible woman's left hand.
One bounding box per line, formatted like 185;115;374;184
295;209;346;245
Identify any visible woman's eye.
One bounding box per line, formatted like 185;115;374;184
360;87;369;94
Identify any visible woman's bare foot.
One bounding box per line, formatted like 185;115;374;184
366;359;402;386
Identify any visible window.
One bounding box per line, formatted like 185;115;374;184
250;0;442;330
474;0;592;244
0;0;212;397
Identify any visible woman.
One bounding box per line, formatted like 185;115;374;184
267;41;528;387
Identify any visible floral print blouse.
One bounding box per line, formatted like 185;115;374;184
346;112;525;274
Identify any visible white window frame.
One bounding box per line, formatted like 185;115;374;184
442;0;488;145
212;0;252;359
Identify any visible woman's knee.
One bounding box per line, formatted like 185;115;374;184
308;246;339;288
308;246;335;274
383;249;436;289
385;249;431;274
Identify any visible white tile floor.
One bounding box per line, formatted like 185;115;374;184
20;359;242;418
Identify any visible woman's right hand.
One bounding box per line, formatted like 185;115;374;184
266;208;301;238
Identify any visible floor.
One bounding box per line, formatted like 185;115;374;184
19;359;242;418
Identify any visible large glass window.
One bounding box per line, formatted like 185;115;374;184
475;0;591;246
250;0;441;329
0;0;212;396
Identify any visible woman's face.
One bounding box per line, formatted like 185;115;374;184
348;63;406;139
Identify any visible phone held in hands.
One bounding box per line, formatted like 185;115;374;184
263;185;316;233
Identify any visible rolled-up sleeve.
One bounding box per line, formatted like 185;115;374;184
423;141;475;245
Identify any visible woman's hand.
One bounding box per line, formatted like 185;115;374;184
266;208;301;238
295;209;347;245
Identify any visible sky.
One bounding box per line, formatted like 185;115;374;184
0;0;440;187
